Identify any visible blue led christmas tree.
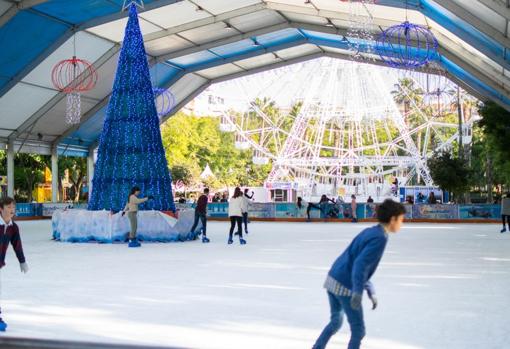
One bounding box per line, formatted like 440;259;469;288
88;4;175;212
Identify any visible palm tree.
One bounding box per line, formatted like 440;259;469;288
391;77;424;122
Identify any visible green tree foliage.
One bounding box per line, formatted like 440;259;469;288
161;112;272;190
58;156;87;202
427;151;472;202
14;153;48;202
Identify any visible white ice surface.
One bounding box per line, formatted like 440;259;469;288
1;221;509;349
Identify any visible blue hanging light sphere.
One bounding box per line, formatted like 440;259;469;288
376;21;438;69
153;87;176;118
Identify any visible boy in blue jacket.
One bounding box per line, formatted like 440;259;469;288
312;199;406;349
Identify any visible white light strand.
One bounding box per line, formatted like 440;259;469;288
66;92;81;124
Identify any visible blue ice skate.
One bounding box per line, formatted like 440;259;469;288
0;319;7;332
128;239;141;248
202;236;210;243
240;238;247;245
228;238;233;244
501;228;507;233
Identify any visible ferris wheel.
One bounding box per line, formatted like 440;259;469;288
215;58;470;198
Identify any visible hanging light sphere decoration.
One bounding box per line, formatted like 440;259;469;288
51;56;97;93
376;21;438;69
153;87;176;118
51;56;98;124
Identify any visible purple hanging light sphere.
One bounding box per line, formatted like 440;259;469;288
376;21;438;69
153;87;176;118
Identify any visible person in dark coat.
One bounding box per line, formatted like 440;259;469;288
312;199;406;349
190;188;210;243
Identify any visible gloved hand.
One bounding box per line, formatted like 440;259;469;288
350;293;362;310
368;294;378;310
121;211;125;217
148;195;154;200
20;262;29;274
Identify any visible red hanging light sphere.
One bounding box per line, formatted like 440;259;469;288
51;56;98;93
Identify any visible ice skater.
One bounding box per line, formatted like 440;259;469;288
190;188;210;243
122;186;153;247
242;188;254;234
312;199;406;349
0;197;29;332
350;195;358;223
228;187;246;245
307;195;334;221
500;193;510;233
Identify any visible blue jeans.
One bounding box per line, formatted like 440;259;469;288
190;211;207;235
313;292;365;349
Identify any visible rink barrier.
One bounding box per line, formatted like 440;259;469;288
0;337;187;349
16;202;502;223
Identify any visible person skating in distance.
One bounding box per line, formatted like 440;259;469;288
312;199;406;349
228;187;246;245
0;197;29;332
122;186;153;248
242;188;254;234
190;187;210;243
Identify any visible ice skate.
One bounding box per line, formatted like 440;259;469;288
128;239;141;248
0;319;7;332
202;236;210;243
501;227;507;233
240;238;247;245
228;238;233;244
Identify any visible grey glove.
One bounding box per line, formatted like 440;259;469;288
20;262;29;274
350;293;362;310
369;295;378;310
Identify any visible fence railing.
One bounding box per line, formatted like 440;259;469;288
15;202;502;221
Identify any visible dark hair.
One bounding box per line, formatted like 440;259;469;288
129;186;140;200
244;188;249;194
233;187;242;198
351;195;356;199
204;188;210;194
0;196;15;208
297;197;303;209
376;199;406;223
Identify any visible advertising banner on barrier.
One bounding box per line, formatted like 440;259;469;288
249;203;275;218
459;205;501;219
275;203;298;218
412;204;458;219
207;203;228;218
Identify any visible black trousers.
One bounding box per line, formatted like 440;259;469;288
229;216;243;238
307;203;321;219
190;210;207;235
242;212;249;231
502;215;510;228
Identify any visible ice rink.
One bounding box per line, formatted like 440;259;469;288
1;220;509;349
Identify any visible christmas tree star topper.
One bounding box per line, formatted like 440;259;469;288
122;0;144;11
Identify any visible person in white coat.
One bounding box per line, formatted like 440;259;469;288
228;187;246;245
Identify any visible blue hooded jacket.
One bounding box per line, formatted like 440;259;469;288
328;224;388;295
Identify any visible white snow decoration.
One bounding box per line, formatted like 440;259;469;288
52;209;199;242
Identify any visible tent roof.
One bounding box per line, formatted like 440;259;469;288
0;0;509;156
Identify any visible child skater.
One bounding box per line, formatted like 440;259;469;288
0;197;29;332
501;193;510;233
228;187;246;245
122;186;153;248
190;188;210;243
312;199;406;349
242;188;254;234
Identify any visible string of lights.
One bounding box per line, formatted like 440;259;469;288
88;3;175;212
